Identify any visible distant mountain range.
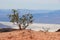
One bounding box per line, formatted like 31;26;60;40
0;9;60;24
0;9;60;14
0;9;54;15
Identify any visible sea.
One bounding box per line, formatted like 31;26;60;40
0;9;60;24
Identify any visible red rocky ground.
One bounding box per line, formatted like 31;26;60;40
0;29;60;40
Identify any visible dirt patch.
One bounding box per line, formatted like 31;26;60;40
0;29;60;40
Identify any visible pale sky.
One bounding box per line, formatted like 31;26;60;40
0;0;60;10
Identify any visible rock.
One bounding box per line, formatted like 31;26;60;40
56;29;60;32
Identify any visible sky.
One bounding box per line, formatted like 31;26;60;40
0;0;60;10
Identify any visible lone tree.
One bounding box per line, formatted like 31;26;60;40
9;9;33;30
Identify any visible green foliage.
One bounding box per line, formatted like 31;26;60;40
8;9;33;30
9;9;19;23
19;14;33;29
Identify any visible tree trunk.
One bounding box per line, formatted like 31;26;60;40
23;24;29;29
18;24;22;30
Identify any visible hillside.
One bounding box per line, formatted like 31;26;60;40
0;30;60;40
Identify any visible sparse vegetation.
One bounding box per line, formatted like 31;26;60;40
9;9;19;24
9;9;33;30
42;27;50;32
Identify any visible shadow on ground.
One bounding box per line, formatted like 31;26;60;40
0;23;18;32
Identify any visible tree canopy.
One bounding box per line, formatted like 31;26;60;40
9;9;33;30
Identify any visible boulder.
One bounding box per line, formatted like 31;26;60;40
56;29;60;32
